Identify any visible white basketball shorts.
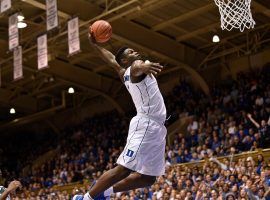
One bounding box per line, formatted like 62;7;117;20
116;115;167;176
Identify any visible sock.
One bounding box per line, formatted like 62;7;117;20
83;192;93;200
104;187;114;197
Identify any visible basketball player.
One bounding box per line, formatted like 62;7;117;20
73;31;167;200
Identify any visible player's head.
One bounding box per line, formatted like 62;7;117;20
116;47;141;68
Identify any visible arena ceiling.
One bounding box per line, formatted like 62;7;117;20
0;0;270;126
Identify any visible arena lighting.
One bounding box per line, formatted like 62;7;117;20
49;77;54;82
17;14;27;29
17;21;27;29
17;14;25;22
68;87;75;94
10;108;16;114
212;35;220;43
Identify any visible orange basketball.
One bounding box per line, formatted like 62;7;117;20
90;20;112;43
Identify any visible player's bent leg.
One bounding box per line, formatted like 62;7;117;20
113;172;156;193
88;165;131;199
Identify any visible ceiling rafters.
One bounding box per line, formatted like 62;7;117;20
176;22;220;42
126;0;175;20
111;32;209;95
144;12;209;44
152;3;215;31
174;1;270;43
199;23;270;50
198;31;270;65
0;0;269;123
125;0;210;44
23;0;209;94
0;0;139;67
0;0;139;81
0;0;141;116
253;1;270;18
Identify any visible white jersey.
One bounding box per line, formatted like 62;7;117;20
123;66;167;122
118;65;167;176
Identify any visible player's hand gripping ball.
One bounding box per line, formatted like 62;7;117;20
89;20;112;43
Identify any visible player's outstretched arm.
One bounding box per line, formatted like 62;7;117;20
88;32;125;82
131;60;163;77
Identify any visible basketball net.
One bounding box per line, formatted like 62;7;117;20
214;0;255;32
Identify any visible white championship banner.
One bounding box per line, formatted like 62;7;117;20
0;0;11;13
13;46;23;80
37;34;48;70
68;17;81;55
68;17;80;55
9;13;19;51
46;0;58;31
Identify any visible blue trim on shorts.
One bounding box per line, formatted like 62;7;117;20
123;117;141;163
126;119;150;164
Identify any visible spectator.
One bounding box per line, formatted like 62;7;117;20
247;113;270;148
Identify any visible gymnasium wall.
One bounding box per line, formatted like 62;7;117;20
224;49;270;79
199;48;270;83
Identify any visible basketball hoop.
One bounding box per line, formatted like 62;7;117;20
214;0;256;32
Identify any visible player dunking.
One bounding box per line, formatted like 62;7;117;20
73;31;167;200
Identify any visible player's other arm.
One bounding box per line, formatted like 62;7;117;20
88;33;125;82
131;60;163;77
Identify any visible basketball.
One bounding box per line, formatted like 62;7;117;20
90;20;112;43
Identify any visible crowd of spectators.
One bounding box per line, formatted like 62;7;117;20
16;112;129;189
166;67;270;165
4;154;270;200
114;155;270;200
1;66;270;199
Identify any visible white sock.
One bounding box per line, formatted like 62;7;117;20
104;187;114;197
83;192;93;200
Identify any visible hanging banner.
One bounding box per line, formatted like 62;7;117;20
0;0;11;13
37;34;48;70
9;13;19;51
46;0;58;31
68;17;80;55
13;46;23;80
